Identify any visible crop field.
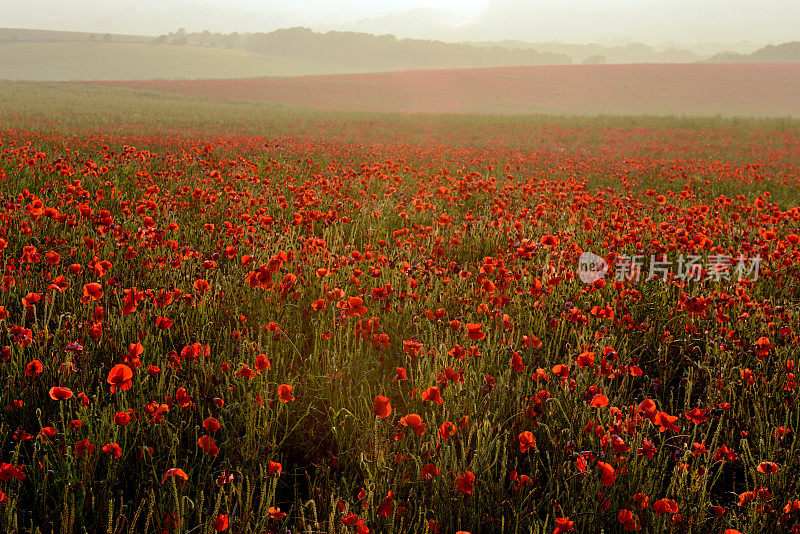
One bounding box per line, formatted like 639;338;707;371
100;63;800;117
0;81;799;534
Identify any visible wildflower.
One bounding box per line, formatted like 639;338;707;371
268;461;282;476
107;364;133;393
214;514;229;532
554;517;575;533
25;360;43;377
49;386;73;401
597;461;616;486
456;471;475;495
83;283;103;301
197;435;219;456
373;395;392;418
466;323;485;340
162;468;188;484
518;431;536;452
653;498;678;515
421;386;443;405
102;443;122;458
114;412;131;426
278;384;295;402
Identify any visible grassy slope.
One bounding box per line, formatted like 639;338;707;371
105;63;800;117
0;27;153;43
0;42;356;81
3;80;800;139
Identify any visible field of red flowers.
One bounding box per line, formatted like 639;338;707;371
1;103;800;534
101;63;800;117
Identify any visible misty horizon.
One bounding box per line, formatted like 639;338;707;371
2;0;799;48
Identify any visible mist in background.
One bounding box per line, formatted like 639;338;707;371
3;0;799;46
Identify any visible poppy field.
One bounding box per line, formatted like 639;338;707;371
0;82;800;534
101;63;800;117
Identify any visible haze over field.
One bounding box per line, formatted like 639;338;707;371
99;64;800;117
0;1;798;116
3;0;800;45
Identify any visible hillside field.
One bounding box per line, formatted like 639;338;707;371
101;63;800;117
0;41;357;81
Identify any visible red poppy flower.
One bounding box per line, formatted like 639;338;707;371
456;471;475;495
193;279;211;294
421;463;440;480
518;431;536;452
421;386;443;405
576;350;595;369
373;395;392;418
83;283;103;301
554;517;575;533
509;351;524;372
685;408;706;424
596;461;616;486
197;435;219;456
757;461;778;474
268;507;286;520
465;323;485;340
25;360;43;377
74;438;94;457
393;367;407;381
107;364;133;393
38;426;56;442
633;493;649;509
114;412;131;426
438;421;456;441
653;498;678;515
235;364;255;380
22;292;42;307
541;234;559;246
268;461;282;476
174;387;192;408
377;490;393;517
214;514;229;532
102;443;122;458
344;296;367;317
278;384;295;402
203;417;221;432
617;509;639;532
255;353;271;373
400;413;426;434
590;394;609;407
162;468;188;484
49;386;73;401
784;500;800;513
654;411;680;432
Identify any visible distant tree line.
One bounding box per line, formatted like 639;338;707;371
706;42;800;63
147;27;800;66
151;27;571;67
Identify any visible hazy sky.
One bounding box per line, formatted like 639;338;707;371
2;0;799;44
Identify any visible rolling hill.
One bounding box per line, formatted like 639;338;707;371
0;27;567;81
0;41;355;81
